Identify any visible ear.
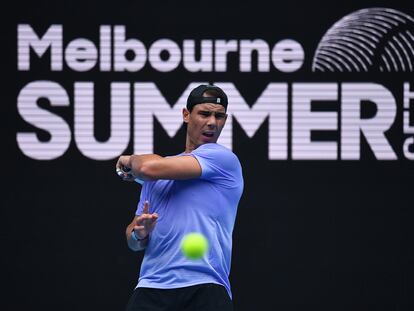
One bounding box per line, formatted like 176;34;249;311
183;108;190;123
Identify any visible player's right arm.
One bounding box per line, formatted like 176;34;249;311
116;154;201;181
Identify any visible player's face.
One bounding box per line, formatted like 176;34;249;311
183;103;227;148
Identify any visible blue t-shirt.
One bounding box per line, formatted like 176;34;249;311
134;143;244;299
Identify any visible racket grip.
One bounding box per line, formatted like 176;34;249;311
117;166;144;184
134;177;144;185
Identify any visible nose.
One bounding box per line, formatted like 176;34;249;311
206;115;217;128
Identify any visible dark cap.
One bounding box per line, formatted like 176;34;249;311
186;84;228;111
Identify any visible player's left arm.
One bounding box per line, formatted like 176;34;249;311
117;154;201;181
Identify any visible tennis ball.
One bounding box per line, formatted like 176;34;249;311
180;232;209;260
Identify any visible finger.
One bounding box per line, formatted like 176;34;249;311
133;225;145;231
123;173;135;181
136;214;152;224
142;214;157;221
116;161;123;177
116;157;122;170
118;156;130;169
143;201;150;214
136;213;150;221
116;156;126;170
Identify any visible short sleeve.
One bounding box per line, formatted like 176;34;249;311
190;143;242;187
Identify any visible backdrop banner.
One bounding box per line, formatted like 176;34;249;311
4;1;413;310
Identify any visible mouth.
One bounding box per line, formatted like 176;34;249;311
202;131;215;138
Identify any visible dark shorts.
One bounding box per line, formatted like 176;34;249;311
125;283;233;311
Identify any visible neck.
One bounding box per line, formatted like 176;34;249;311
184;136;198;154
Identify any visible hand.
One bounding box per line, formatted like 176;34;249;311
133;201;158;239
116;155;136;182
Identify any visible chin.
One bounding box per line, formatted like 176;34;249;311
200;139;210;144
200;136;215;144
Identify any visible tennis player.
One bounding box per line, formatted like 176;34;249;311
116;84;244;311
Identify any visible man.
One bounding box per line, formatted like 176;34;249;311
116;84;244;311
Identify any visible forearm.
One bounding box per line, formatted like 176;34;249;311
128;154;163;180
127;154;201;180
125;224;149;251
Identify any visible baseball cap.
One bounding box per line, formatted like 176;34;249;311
186;84;228;111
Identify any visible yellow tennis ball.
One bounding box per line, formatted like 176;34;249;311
181;232;209;260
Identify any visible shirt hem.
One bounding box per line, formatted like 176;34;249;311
134;280;232;299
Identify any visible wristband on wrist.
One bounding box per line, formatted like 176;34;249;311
131;229;148;241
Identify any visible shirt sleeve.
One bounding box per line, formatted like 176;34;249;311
190;143;242;188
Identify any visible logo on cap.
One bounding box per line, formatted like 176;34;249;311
217;98;221;103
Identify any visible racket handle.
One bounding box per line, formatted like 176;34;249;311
134;177;144;185
117;166;144;184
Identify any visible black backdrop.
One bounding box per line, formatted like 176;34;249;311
3;1;414;310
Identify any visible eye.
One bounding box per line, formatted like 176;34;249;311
215;113;226;119
199;111;211;117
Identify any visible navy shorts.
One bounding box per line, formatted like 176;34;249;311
125;283;233;311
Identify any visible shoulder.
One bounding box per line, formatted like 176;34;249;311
192;143;242;171
193;143;237;157
191;144;243;183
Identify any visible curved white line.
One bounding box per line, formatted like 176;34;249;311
358;21;389;35
393;35;412;71
381;8;414;23
363;13;399;27
348;24;382;42
357;18;393;31
399;32;414;60
322;33;376;56
342;29;377;54
352;9;403;25
406;30;414;42
326;25;379;47
320;43;368;69
313;8;414;73
317;50;352;71
320;44;362;69
374;11;409;24
313;63;325;72
338;30;379;55
336;16;391;33
316;54;345;71
315;58;336;72
388;40;405;71
333;13;388;31
381;54;391;71
313;59;330;72
333;23;382;42
384;46;398;71
320;35;372;68
314;41;364;68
